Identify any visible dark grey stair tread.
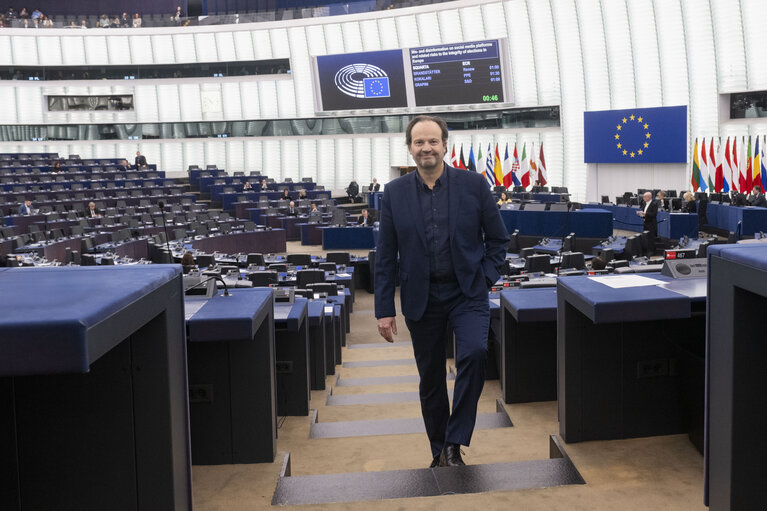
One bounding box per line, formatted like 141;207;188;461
310;411;512;439
327;389;455;406
272;437;584;505
342;358;416;368
336;372;454;387
348;341;412;349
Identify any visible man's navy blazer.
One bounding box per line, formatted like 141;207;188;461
375;164;509;322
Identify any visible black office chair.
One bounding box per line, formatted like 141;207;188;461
525;254;552;273
560;251;586;270
292;288;314;298
80;254;98;266
195;254;215;268
247;271;278;287
247;253;265;266
296;269;325;288
623;236;642;260
519;247;535;259
507;230;520;254
563;233;576;252
318;262;337;272
326;252;351;265
307;282;338;295
268;263;287;273
287;253;312;266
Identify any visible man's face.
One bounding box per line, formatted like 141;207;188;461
25;201;31;207
409;121;446;171
362;210;368;217
289;201;295;208
643;192;652;203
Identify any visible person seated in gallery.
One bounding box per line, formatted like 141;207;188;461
297;189;308;200
281;188;292;201
497;191;512;206
286;201;298;216
243;181;253;192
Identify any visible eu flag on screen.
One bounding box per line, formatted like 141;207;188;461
364;77;390;98
584;105;687;163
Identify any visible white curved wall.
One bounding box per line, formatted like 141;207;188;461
1;0;767;201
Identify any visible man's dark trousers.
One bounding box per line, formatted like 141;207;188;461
405;280;489;458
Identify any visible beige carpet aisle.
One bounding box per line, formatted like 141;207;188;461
192;242;706;510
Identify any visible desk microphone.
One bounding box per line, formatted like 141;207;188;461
215;275;231;297
157;200;173;264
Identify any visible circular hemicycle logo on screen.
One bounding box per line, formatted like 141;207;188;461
334;63;389;99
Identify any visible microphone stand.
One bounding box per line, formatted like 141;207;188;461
158;200;173;264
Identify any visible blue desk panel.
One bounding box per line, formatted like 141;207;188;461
187;288;273;342
0;265;180;376
583;204;698;238
557;274;692;324
500;209;612;238
322;226;376;250
501;288;557;323
706;203;767;236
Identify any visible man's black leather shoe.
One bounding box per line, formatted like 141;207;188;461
429;455;440;468
439;443;465;466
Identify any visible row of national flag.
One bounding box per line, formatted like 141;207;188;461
449;142;548;190
691;136;767;194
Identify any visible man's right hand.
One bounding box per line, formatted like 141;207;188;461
377;317;397;343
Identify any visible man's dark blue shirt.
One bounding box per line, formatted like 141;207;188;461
415;168;455;280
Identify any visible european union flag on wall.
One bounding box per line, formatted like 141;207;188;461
584;105;687;163
363;77;390;98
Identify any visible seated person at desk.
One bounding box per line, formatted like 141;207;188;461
118;159;130;171
84;201;101;218
286;201;299;216
747;185;767;208
260;178;268;190
656;190;668;211
51;161;62;171
243;181;253;192
531;180;545;193
636;191;659;241
497;191;512;206
281;188;292;201
297;189;308;200
135;151;147;169
18;200;34;215
181;251;195;274
308;204;322;223
369;178;381;192
347;180;359;201
682;191;697;213
358;208;372;226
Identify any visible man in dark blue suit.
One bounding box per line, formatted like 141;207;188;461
375;115;508;468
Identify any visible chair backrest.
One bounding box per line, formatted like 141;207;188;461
319;262;336;272
247;253;265;266
525;254;552;273
247;271;278;287
286;253;312;266
307;282;338;295
195;254;215;268
326;251;351;265
268;263;287;273
296;269;325;288
560;251;585;270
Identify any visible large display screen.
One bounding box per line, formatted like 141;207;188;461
312;39;512;113
314;50;409;111
410;40;504;107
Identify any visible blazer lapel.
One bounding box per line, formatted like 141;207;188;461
405;172;428;250
447;166;462;243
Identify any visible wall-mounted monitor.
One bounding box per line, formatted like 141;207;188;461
312;39;513;113
410;40;506;107
314;50;409;111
